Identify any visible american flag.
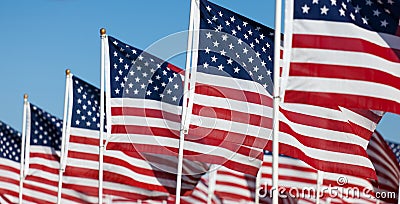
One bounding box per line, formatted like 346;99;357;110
105;34;261;175
62;75;208;202
274;104;382;179
21;103;91;203
367;131;400;203
0;121;22;203
282;0;400;114
261;153;377;204
387;140;400;164
186;0;274;175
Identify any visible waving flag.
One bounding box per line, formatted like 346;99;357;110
21;103;91;203
282;0;400;113
62;75;207;202
185;0;275;175
0;121;22;203
387;140;400;164
367;131;400;203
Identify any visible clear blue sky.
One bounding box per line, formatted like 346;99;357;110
0;0;398;143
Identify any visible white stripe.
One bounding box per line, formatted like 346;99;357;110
279;110;369;148
339;107;378;133
278;132;374;168
191;115;272;139
286;77;400;102
293;19;400;49
291;48;400;77
110;98;182;115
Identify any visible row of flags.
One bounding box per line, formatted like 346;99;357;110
0;0;400;203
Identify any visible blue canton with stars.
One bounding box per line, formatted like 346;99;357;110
295;0;400;35
71;76;106;132
197;0;275;94
108;36;184;106
0;121;21;162
387;140;400;164
30;104;62;151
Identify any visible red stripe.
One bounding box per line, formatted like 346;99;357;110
284;91;400;114
111;125;180;139
111;107;181;123
29;152;59;162
265;142;377;179
279;122;369;156
289;63;400;91
195;83;273;106
0;164;19;174
293;34;400;63
262;161;317;174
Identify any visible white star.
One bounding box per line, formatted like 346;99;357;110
115;89;120;94
261;61;266;67
213;40;220;47
167;89;172;94
233;67;240;73
267;70;272;76
381;20;388;27
339;8;346;16
228;43;234;50
140;83;146;89
134;89;139;94
258;75;264;81
211;55;218;62
206;32;212;39
161;82;166;87
172;96;177;101
221;34;228;41
237;39;243;45
230;16;235;22
206;5;211;12
243;21;248;27
388;0;394;4
350;13;355;20
220;49;226;56
174;84;179;89
354;5;361;13
330;0;337;6
203;62;209;68
259;34;265;40
320;5;329;15
248;29;253;36
227;58;233;65
218;64;224;71
225;20;231;26
312;0;319;4
253;66;259;72
231;29;237;36
243;47;249;54
212;15;218;21
205;47;211;54
362;16;369;24
135;77;140;82
365;0;373;5
146;90;152;96
373;9;381;16
302;4;310;13
248;57;254;63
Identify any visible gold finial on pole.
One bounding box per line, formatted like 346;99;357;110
65;69;71;76
23;93;28;100
100;28;106;35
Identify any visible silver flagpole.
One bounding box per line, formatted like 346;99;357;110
57;69;71;204
255;169;262;204
19;94;28;204
316;171;323;204
207;165;217;204
272;0;282;203
99;28;107;204
175;0;196;202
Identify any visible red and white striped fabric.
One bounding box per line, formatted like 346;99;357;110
60;75;208;202
282;0;400;114
0;122;23;203
21;103;92;203
268;103;384;179
367;131;400;203
262;154;377;204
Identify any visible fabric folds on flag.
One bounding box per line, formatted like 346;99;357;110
0;121;22;203
387;140;400;164
282;0;400;113
367;131;400;203
62;75;206;201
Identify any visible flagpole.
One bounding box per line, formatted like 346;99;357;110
99;28;107;204
272;0;282;203
57;69;71;204
175;0;196;203
207;166;217;204
316;171;323;204
19;94;28;204
255;169;262;204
